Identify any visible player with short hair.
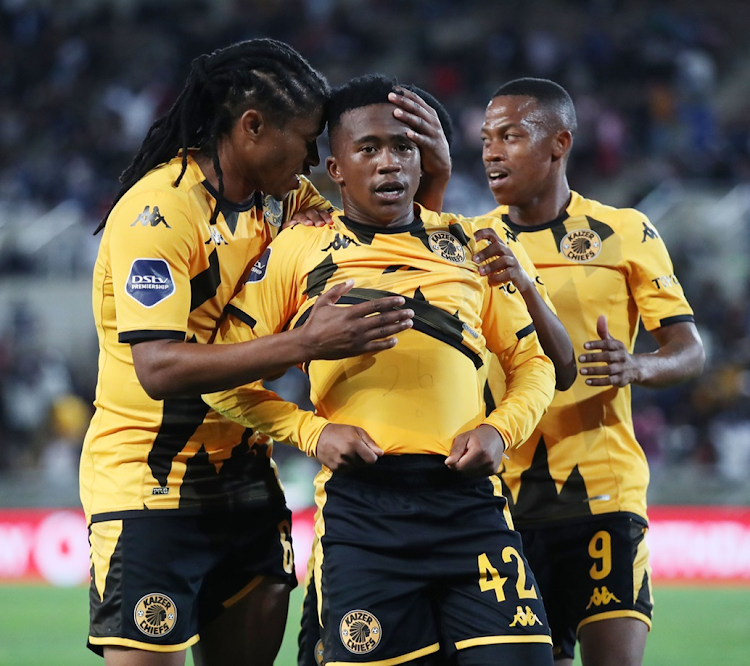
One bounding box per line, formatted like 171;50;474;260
81;40;417;666
441;77;704;666
205;73;558;666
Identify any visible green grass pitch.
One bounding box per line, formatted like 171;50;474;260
0;585;748;665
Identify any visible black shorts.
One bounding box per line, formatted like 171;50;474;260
87;504;296;655
519;513;653;661
316;456;553;666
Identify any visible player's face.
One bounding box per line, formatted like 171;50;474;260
481;96;558;208
248;107;324;200
327;104;421;228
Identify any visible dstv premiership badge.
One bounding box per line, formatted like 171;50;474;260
427;230;466;264
340;609;382;654
262;194;283;227
134;593;177;637
560;228;602;262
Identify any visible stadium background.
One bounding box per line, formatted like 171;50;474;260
0;0;749;664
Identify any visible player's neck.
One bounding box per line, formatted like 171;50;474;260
505;182;571;228
194;150;255;205
341;201;416;229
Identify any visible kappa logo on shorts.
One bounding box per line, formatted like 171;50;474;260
340;609;382;654
134;593;177;637
427;230;466;264
314;639;325;665
125;259;175;307
560;228;602;262
263;194;284;227
509;605;543;627
586;586;621;609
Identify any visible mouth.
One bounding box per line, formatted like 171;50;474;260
373;180;407;201
486;169;509;186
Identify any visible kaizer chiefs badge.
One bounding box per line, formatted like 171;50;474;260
560;228;602;262
340;609;382;654
314;639;325;665
262;194;284;227
134;593;177;637
428;230;466;264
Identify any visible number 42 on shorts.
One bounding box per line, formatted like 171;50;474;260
477;548;538;602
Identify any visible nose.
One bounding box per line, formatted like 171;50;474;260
306;141;320;168
377;148;401;173
483;138;503;163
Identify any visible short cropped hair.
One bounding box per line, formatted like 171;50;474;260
492;78;577;135
327;74;400;143
327;75;454;148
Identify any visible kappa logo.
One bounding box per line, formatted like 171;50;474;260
247;247;271;283
323;233;360;251
641;222;659;243
340;609;382;654
263;194;284;227
509;605;543;627
134;593;177;637
428;230;466;264
586;586;621;609
125;259;175;307
131;205;171;228
560;228;602;262
205;227;228;245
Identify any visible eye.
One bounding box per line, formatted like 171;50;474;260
360;145;377;154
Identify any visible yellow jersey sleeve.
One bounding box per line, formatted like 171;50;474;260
479;278;556;451
108;188;196;342
621;211;694;331
203;227;330;455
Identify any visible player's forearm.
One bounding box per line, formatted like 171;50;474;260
518;284;576;390
131;331;313;399
415;170;450;213
483;337;556;451
634;322;705;389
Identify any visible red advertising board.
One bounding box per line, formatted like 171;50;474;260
1;506;749;586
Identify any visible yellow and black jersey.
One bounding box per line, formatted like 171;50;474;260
205;206;555;459
436;210;558;402
80;153;331;522
489;191;694;525
437;210;556;311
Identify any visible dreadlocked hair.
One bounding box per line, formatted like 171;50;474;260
95;38;329;233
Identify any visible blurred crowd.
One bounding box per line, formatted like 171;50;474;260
1;0;749;499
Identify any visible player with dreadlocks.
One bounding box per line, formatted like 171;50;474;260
81;39;416;666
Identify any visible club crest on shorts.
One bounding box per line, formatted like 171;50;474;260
314;639;325;665
262;194;284;227
560;228;602;262
134;593;177;637
339;609;381;654
428;230;466;264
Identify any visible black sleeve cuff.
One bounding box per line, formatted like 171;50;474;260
516;323;536;340
119;330;186;344
659;314;695;327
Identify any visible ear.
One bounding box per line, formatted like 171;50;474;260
551;130;572;162
326;155;344;186
239;109;264;141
